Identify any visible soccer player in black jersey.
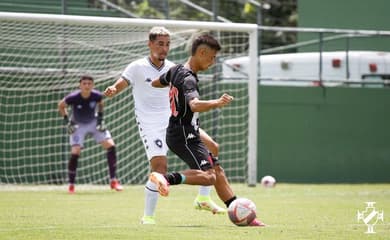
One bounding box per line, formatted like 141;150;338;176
151;34;265;226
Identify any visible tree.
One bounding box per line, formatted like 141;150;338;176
91;0;297;51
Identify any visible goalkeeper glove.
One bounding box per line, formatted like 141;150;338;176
63;115;78;134
96;112;107;132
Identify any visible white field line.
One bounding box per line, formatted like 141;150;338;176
0;224;132;232
0;184;111;192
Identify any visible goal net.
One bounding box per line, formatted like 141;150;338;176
0;12;258;185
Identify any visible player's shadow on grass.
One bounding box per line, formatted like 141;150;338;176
61;191;120;196
172;225;207;228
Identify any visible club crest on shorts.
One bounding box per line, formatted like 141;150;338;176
154;139;163;148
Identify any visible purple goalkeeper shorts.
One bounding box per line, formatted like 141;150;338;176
69;119;112;148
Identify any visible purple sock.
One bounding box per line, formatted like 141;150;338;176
68;154;79;184
107;146;117;179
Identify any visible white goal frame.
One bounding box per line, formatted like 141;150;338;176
0;11;258;186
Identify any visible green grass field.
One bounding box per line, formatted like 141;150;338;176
0;183;389;240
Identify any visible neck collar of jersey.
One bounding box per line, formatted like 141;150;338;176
180;64;198;81
147;57;165;71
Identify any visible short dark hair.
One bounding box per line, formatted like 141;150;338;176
191;34;221;56
79;75;94;82
149;26;171;41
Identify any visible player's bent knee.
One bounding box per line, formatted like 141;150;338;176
71;146;81;155
203;170;216;185
150;156;168;173
208;142;219;156
213;142;220;154
102;139;115;149
203;176;216;186
214;165;226;175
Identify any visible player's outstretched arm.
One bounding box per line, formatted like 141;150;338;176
189;93;234;113
151;78;166;88
104;77;129;97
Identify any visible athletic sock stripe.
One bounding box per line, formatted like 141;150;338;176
145;185;159;193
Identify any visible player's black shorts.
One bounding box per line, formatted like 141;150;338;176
166;124;217;171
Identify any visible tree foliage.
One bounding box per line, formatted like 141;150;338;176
91;0;297;50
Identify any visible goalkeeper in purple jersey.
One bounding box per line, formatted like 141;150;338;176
58;75;123;194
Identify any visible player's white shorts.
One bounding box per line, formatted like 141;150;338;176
69;120;112;148
137;122;168;160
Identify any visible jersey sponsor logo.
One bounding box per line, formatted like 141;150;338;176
186;133;196;140
200;160;208;166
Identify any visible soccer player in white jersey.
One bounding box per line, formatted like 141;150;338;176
104;27;225;225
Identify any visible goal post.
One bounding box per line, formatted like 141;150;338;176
0;12;258;186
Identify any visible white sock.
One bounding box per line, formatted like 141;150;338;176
198;185;212;197
144;180;158;217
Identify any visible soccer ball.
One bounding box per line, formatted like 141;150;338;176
261;175;276;188
228;198;257;226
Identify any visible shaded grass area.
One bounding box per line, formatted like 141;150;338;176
0;184;389;240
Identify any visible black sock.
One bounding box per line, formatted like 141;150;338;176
68;154;79;184
165;172;182;185
106;146;117;179
224;196;237;208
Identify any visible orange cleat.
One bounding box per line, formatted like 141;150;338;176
68;184;75;194
110;179;123;191
149;172;169;197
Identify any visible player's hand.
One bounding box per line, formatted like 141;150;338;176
104;86;117;97
67;121;79;134
96;122;107;132
96;112;106;132
218;93;234;107
63;115;78;134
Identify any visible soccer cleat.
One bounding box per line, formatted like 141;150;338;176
110;179;123;191
149;172;169;197
194;197;227;214
68;184;75;194
141;216;156;225
249;218;266;227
